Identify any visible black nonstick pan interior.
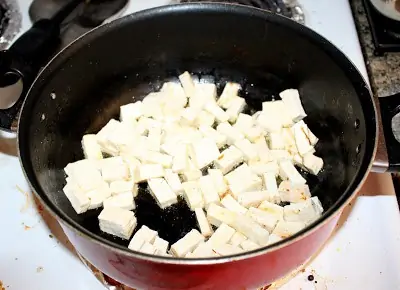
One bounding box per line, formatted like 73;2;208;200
18;4;376;250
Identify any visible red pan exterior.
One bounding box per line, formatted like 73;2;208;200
61;214;339;289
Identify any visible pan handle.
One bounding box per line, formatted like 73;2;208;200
374;93;400;172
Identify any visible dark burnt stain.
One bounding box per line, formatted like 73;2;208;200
307;274;314;281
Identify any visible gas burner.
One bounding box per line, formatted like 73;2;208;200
0;0;21;49
179;0;305;24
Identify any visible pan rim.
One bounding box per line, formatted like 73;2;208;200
17;2;378;265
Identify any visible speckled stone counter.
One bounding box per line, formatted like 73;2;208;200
350;0;400;98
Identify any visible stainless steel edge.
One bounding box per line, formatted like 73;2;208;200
371;96;389;172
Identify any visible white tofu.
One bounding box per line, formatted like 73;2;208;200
140;242;157;254
257;105;285;132
120;154;141;182
206;203;237;227
218;82;241;109
226;97;246;123
128;225;158;251
229;232;247;247
204;101;229;123
164;169;184;195
216;122;244;145
254;138;272;163
283;198;322;224
221;194;248;215
120;101;143;124
102;121;137;154
137;116;162;135
272;220;306;239
147;126;163;152
213;244;243;255
142;93;163;119
161;140;179;156
279;181;311;203
208;169;229;197
292;121;314;156
207;223;236;248
245;126;265;143
214;146;244;174
190;138;220;169
278;159;306;184
63;182;90;214
198;125;227;149
181;107;201;125
311;196;324;215
261;100;293;128
230;215;270;246
98;207;136;240
237;190;270;208
234;139;259;162
246;207;280;232
195;111;215;127
96;119;121;156
281;128;297;155
297;120;318;146
86;182;112;210
82;134;103;160
65;159;104;192
148;178;178;209
179;71;196;98
279;89;307;122
262;172;278;194
233;113;253;133
302;153;323;175
268;132;286;150
170;229;204;257
195;208;213;238
267;233;283;245
249;161;279;176
182;181;204;210
98;157;130;182
136;164;165;182
161;82;187;110
191;242;218;257
103;191;135;211
142;151;173;168
269;149;293;161
172;144;190;173
190;83;217;108
181;160;202;182
109;180;135;196
153;236;169;255
258;201;284;220
224;164;262;198
199;175;220;207
240;239;260;251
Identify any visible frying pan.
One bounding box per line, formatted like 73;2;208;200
0;3;398;289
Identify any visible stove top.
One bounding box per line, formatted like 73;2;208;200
0;0;21;49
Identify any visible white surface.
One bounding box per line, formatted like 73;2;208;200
1;0;395;289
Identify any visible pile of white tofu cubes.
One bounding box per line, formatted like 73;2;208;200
63;71;324;258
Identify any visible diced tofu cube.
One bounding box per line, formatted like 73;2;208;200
245;126;265;143
190;138;220;169
262;172;278;194
258;201;284;220
283;198;322;224
281;128;297;154
214;146;244;174
204;101;229;123
198;125;227;149
297;120;318;146
206;203;237;227
170;229;204;257
142;93;163;119
257;105;287;132
82;134;103;160
269;149;293;161
64;159;104;192
86;182;112;210
261;100;293;128
140;242;157;254
234;139;259;162
249;161;279;177
181;160;202;182
213;244;243;255
208;169;229;197
233;113;253;133
103;191;135;211
229;232;247;247
153;236;169;255
137;117;162;135
98;207;136;240
96;119;121;156
63;182;90;214
278;159;306;184
179;71;196;98
268;131;286;150
292;121;314;156
224;164;262;198
190;83;217;108
136;164;165;182
230;215;270;246
109;180;135;196
191;242;218;257
218;82;241;109
246;207;280;232
267;233;283;245
254;138;272;163
195;208;213;238
128;225;158;251
226;97;246;123
272;220;306;239
161;82;187;110
181;107;201;125
302;153;323;175
199;175;220;207
279;181;311;203
216;122;244;145
165;169;184;195
237;190;271;208
147;126;163;152
120;101;143;123
195;111;215;127
148;178;178;209
240;239;260;251
279;89;307;122
221;194;248;215
207;223;236;248
101;121;137;154
120;154;141;182
182;181;204;210
142;151;173;168
172;144;190;173
311;196;324;215
98;157;130;182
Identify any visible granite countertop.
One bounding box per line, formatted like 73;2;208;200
350;0;400;98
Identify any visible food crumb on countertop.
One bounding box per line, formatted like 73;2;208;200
16;185;31;212
0;281;4;290
36;266;44;273
49;234;53;239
